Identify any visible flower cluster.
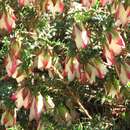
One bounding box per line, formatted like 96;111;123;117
63;57;107;84
7;87;55;124
1;110;17;128
73;24;89;50
103;30;125;65
4;39;26;83
0;7;16;32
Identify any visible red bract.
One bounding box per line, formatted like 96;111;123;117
118;63;130;85
79;71;90;84
100;0;113;6
23;89;32;109
103;44;115;65
43;0;64;14
18;0;35;6
36;50;52;70
80;0;96;9
4;40;25;82
85;59;107;84
5;40;27;82
63;57;80;81
115;4;130;26
10;93;17;101
1;110;17;128
5;54;21;77
12;88;32;109
0;8;16;32
73;24;89;50
18;0;25;6
29;93;44;121
103;30;125;65
107;30;125;55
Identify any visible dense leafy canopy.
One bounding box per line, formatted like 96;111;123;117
0;0;130;129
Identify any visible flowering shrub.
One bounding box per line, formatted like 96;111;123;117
0;0;130;129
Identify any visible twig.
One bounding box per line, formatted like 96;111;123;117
67;88;92;119
51;65;64;80
42;65;92;119
77;98;92;119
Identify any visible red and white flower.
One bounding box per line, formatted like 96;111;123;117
103;44;115;65
4;41;26;82
103;30;125;65
63;57;80;81
100;0;113;6
73;24;89;50
94;59;108;79
108;30;125;55
118;62;130;85
37;50;52;70
0;8;16;32
85;59;107;83
115;4;130;26
10;88;32;109
80;0;97;9
43;0;64;14
18;0;35;6
5;54;21;78
29;93;44;121
79;71;90;84
1;110;17;128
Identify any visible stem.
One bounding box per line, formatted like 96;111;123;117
67;88;92;119
115;64;120;78
77;98;92;119
52;65;64;79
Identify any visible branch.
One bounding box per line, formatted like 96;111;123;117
77;98;92;119
51;65;64;80
67;88;92;119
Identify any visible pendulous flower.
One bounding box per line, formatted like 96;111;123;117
63;57;80;81
0;8;16;32
73;24;89;50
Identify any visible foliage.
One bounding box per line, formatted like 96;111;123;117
0;0;130;130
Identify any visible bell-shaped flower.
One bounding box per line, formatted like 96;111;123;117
78;69;90;84
29;93;44;121
18;0;35;6
23;89;32;109
86;59;107;83
73;24;89;50
14;88;24;109
94;59;108;79
100;0;113;6
80;0;97;9
103;30;125;65
63;57;80;81
10;88;32;109
1;110;16;128
43;0;64;15
5;40;26;82
108;30;125;55
37;50;52;70
5;41;23;80
118;62;130;85
105;82;121;99
15;71;27;83
103;44;115;65
0;8;16;32
115;4;130;26
5;54;22;78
